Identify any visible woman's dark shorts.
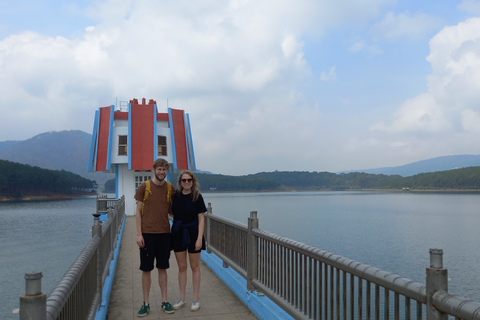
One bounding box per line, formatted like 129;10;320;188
139;233;171;271
171;227;206;253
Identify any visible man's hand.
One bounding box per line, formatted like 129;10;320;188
137;234;145;248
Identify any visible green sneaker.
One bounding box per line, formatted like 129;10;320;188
161;301;175;314
137;302;150;317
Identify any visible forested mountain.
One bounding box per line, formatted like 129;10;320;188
3;130;480;192
0;160;97;199
0;130;113;187
136;167;480;192
340;154;480;176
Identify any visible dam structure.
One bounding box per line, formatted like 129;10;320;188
17;98;480;319
18;195;480;320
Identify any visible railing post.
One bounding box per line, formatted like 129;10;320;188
92;213;103;304
19;271;46;320
247;210;259;291
107;205;113;220
96;194;99;213
426;248;448;320
206;203;212;254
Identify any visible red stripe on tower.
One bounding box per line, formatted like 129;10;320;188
130;98;155;170
96;106;111;171
171;108;189;170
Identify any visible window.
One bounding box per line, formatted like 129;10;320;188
135;174;152;192
118;135;127;155
158;135;167;156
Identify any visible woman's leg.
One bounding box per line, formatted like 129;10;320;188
189;252;201;301
174;251;188;301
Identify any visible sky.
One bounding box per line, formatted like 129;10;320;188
1;0;480;176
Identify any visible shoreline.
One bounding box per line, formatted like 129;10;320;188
3;189;479;202
204;188;480;193
0;193;97;202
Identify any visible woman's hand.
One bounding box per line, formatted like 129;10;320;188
195;238;202;251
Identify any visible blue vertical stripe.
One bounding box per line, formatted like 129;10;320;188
153;104;158;163
106;105;114;171
186;113;196;171
88;109;100;172
182;111;191;170
115;164;119;199
128;103;132;170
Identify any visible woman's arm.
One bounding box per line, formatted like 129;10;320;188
195;212;205;251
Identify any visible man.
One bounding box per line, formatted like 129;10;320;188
134;158;175;317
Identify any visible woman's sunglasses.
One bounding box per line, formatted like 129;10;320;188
181;178;193;183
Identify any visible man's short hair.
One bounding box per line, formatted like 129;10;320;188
153;158;169;169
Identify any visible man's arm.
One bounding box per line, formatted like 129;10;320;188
135;200;144;248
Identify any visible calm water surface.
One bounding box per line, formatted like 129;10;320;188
1;191;479;319
203;191;480;301
0;197;95;319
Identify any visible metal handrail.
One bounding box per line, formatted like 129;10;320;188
20;196;125;320
205;203;480;320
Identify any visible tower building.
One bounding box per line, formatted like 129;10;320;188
88;98;196;215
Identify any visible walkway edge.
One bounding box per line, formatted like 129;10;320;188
201;251;294;320
94;214;126;320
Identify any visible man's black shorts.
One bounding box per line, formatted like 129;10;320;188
139;233;171;271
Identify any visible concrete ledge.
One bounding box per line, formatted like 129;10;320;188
201;251;293;320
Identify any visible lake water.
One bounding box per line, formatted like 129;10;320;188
202;191;480;302
2;191;480;319
0;196;96;319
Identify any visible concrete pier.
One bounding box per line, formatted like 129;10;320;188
107;216;258;319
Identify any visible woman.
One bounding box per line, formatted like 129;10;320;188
171;170;207;312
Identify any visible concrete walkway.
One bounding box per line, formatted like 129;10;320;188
107;216;258;320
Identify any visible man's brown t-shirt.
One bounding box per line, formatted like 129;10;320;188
134;181;172;234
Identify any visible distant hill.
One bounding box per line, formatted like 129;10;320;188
0;159;96;199
2;130;480;189
0;130;113;187
339;155;480;177
0;140;19;152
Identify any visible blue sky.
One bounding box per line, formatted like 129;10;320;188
1;0;480;175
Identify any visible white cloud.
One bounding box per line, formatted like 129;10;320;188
320;66;337;82
458;0;480;15
2;0;455;175
349;40;366;52
371;93;450;133
370;11;443;41
426;18;480;110
370;17;480;166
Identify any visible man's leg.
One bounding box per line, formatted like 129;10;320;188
142;271;152;304
158;268;175;313
157;268;168;302
137;270;152;316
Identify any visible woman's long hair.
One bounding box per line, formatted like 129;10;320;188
176;170;201;201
